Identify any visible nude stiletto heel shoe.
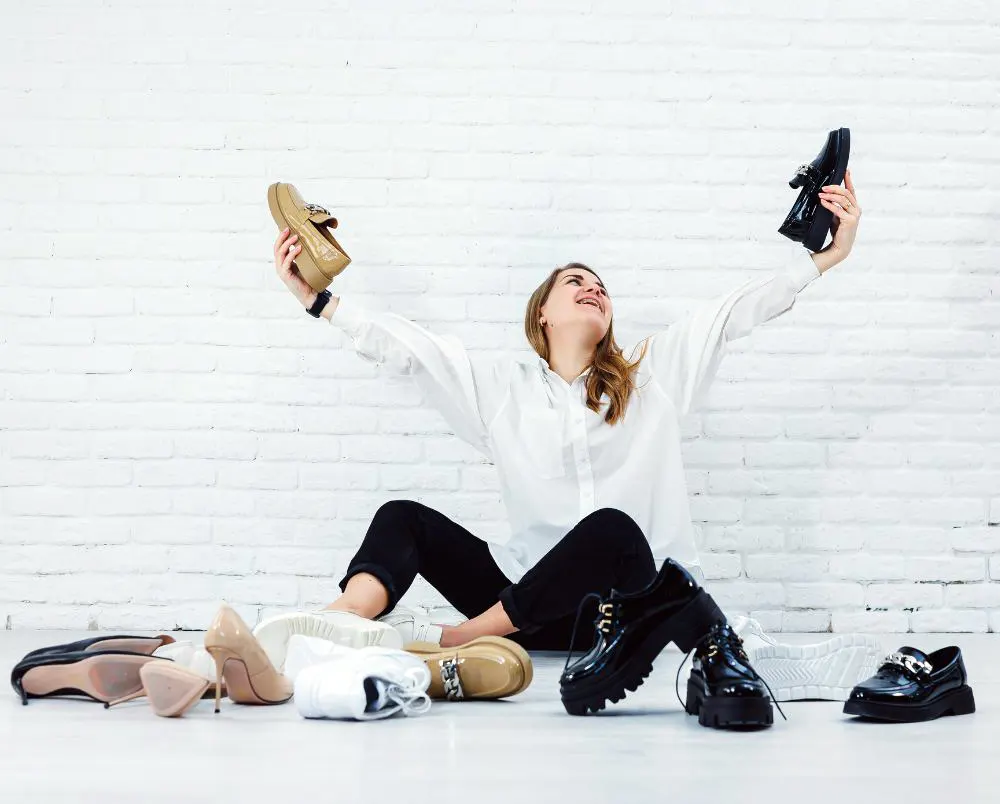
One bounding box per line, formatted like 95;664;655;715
203;603;293;712
104;663;224;713
138;663;211;718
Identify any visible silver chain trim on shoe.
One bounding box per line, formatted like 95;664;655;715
440;658;464;700
883;651;932;678
304;202;330;215
794;163;823;184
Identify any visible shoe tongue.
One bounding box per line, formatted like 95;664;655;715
362;677;393;713
897;646;930;665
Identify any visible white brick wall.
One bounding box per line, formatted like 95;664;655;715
1;1;999;632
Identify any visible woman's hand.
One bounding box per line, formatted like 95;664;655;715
274;227;318;307
816;167;861;264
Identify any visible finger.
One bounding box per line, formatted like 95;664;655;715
819;190;857;212
845;168;856;195
277;233;299;261
826;183;858;208
281;246;299;274
820;197;855;221
273;227;290;255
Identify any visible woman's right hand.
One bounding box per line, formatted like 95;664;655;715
273;227;318;307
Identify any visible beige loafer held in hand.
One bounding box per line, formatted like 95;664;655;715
267;182;351;292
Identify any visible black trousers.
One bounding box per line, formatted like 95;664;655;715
339;500;658;651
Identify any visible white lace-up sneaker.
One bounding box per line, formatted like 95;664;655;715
730;615;882;702
283;634;431;687
252;609;402;672
292;638;432;721
376;605;444;647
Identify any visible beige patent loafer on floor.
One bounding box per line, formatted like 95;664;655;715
267;182;351;292
406;636;533;701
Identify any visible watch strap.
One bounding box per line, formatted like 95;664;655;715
307;289;332;318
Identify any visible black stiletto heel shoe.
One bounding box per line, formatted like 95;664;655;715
779;127;851;252
11;650;161;705
21;634;175;661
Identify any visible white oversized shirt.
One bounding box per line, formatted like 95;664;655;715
328;256;822;583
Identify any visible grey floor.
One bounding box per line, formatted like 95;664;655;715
0;631;995;804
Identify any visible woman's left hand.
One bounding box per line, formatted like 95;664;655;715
817;168;861;262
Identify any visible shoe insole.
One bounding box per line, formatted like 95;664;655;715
22;654;155;702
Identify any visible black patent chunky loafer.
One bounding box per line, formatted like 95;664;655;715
559;558;725;716
779;127;851;252
684;621;778;729
843;646;976;722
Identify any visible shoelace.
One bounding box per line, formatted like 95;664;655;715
673;626;788;722
562;591;608;673
383;683;431;717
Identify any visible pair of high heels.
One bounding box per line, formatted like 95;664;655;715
11;605;292;717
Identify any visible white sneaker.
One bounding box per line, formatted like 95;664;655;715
293;640;431;721
284;634;430;688
252;609;403;672
377;605;444;647
730;615;882;702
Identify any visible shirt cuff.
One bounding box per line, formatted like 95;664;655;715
327;295;367;333
786;253;822;294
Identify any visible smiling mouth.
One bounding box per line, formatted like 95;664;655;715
576;299;603;313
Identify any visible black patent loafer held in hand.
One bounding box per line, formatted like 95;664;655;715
843;646;976;722
779;127;851;252
683;621;780;730
558;558;725;716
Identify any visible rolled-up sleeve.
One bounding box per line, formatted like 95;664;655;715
645;255;821;415
329;296;511;458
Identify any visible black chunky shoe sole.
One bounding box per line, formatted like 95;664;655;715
842;684;976;722
802;127;850;252
685;676;773;729
559;590;723;716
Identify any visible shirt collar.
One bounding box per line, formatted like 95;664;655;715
537;355;593;383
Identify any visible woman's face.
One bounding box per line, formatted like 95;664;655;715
539;268;612;340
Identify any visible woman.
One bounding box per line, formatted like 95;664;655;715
263;173;861;662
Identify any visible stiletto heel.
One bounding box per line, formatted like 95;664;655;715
203;604;293;710
210;651;225;713
104;688;147;709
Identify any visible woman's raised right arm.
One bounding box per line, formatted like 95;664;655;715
274;228;511;458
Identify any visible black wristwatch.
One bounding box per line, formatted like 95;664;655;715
306;290;332;318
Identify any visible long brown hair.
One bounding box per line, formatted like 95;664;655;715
524;262;649;426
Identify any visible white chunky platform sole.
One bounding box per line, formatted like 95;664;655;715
749;634;882;702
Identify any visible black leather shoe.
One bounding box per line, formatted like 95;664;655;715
843;646;976;722
11;649;162;705
779;127;851;252
559;558;725;716
684;621;776;729
21;634;174;661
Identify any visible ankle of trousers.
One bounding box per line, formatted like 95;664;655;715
338;562;398;619
498;584;542;634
